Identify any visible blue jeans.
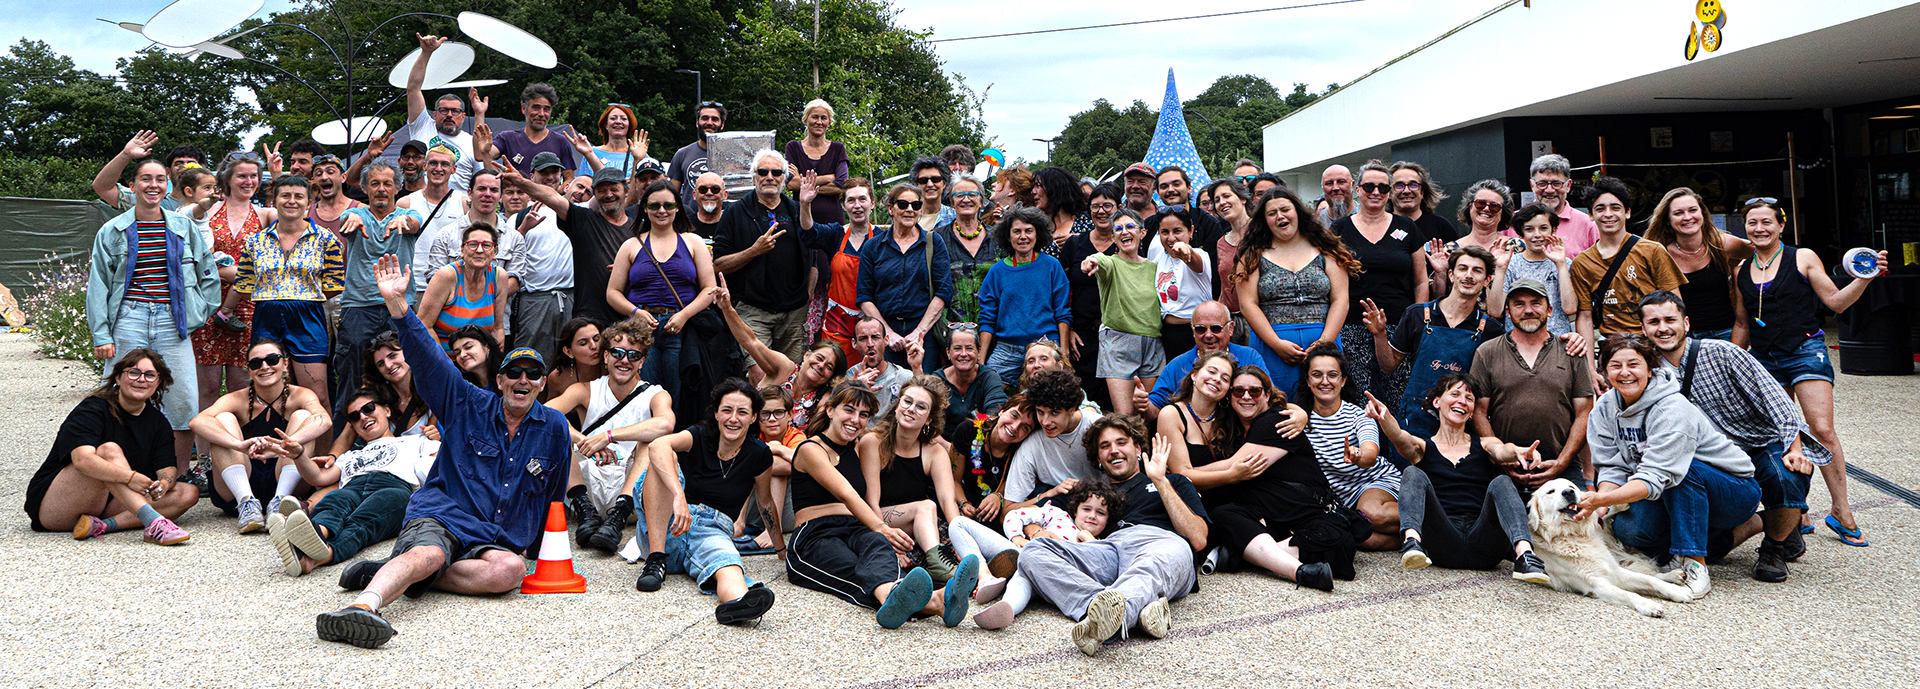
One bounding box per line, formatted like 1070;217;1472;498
1612;462;1762;558
109;301;198;430
1695;328;1735;342
1748;441;1811;512
633;469;754;594
984;339;1029;388
640;329;681;387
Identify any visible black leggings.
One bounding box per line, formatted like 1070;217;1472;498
785;514;900;609
1398;467;1531;571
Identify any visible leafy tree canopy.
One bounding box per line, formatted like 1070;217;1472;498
1047;75;1336;179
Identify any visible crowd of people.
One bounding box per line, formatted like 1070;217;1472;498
37;39;1885;651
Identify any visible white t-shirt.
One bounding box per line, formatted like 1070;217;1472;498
509;207;576;292
421;211;524;293
402;189;470;296
336;435;440;488
1147;236;1213;320
578;378;667;510
396;110;477;191
1003;411;1102;503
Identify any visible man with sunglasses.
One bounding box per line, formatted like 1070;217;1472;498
318;255;571;649
1525;154;1598;256
713;150;813;363
542;317;676;551
910;157;956;232
267;389;440;578
669;102;727;210
503;166;638;324
1138;301;1266;418
688;172;730;238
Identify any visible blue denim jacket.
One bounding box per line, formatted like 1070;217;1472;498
85;208;220;345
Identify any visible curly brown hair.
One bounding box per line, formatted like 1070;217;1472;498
1234;185;1363;288
1081;412;1149;472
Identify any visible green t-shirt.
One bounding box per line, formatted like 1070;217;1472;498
1093;253;1161;337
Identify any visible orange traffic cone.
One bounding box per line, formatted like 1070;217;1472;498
521;501;587;594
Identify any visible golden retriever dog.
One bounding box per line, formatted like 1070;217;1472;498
1526;479;1694;617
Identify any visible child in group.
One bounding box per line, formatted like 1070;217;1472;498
952;481;1127;630
1079;208;1164;417
1493;202;1577;336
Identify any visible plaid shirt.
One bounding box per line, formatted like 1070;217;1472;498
1671;338;1830;465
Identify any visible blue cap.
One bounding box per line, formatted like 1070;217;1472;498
499;347;546;373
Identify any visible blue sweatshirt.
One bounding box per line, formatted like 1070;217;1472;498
976;254;1072;344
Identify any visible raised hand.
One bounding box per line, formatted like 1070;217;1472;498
1362;391;1391;422
1425;238;1449;276
373;254;412;301
1343;434;1364;466
798;173;818;204
1546;235;1568;264
1491;237;1514;270
123;130;157;159
365;133;393;159
1360;298;1389;337
632;129;650;159
468;87;489;120
417;33;446;53
749;225;785;256
1144;434;1172;481
564;128;595;157
904;337;924;371
261;141;284;177
472;123;494;161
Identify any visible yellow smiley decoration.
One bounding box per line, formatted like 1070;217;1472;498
1685;0;1730;60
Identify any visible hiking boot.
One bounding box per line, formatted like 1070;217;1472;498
338;559;383;591
715;586;775;625
1294;562;1334;592
72;515;108;541
237;496;266;534
1780;527;1806;562
569;492;602;548
316;606;395;649
1072;589;1127;656
142;517;191;546
588;498;631;553
1754;540;1790;583
1137;597;1171;639
1511;551;1551;585
634;552;669;592
922;545;959;583
1400;537;1431;570
1680;559;1712;598
987;550;1019;579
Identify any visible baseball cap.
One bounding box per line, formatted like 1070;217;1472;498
498;347;546;373
591;167;628;187
1123;162;1157;179
399;140;429;155
634;158;666;176
1505;278;1551;303
530;151;565;172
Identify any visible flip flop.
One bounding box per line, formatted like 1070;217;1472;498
1825;514;1869;547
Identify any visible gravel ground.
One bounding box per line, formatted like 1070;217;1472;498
1;333;1914;688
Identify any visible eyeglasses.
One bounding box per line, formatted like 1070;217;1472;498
1392;181;1422;191
605;347;645;362
122;368;160;382
344;401;379;423
754;168;784;177
1358;182;1392;194
1532;178;1567;189
1230;385;1267;398
463;240;495;250
1472;199;1505;212
695;185;725;195
1088;202;1117;212
646;201;678;211
1111;222;1141;232
759;408;790;419
952;191;983;198
1306;370;1344;381
434;107;465;115
892;199;923;210
914;176;945;185
1191;323;1225;334
501;366;546;380
246;353;284;370
224;152;263;164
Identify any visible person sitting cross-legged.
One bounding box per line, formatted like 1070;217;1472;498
29;350;198;545
266;388;439;576
314;255;571;649
542;316;676;552
630;378;782;625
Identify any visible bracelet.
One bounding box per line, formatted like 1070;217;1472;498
606;430;613;442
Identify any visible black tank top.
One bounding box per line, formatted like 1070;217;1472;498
1176;404;1217;467
790;436;866;512
1737;245;1822;356
1418;435;1499;527
1679;261;1736;331
877;452;931;507
241;387;290;442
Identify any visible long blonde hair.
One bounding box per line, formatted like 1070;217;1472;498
1646;187;1736;276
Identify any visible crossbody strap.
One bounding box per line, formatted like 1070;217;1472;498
582;382;653;436
1590;235;1640;319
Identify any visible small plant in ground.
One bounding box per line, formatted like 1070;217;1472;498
19;254;94;361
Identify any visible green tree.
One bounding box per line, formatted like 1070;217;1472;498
1046;75;1334;178
1049;99;1157;179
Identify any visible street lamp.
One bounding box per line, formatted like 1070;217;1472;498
1033;136;1060;160
675;69;703;111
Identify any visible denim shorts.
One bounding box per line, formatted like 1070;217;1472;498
252;300;330;363
1754;337;1834;387
1095;326;1166;380
634;469;754;595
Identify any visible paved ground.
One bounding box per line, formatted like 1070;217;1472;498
2;332;1915;688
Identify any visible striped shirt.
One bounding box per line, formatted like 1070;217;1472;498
125;220;171;303
1306;402;1401;506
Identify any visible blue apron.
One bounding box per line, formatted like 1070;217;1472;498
1395;301;1490;441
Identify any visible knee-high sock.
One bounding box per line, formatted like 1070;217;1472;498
1003;571;1035;616
274;465;302;498
221;465;255;501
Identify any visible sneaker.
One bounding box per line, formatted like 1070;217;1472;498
273;494;303;518
634;552;669;592
268;515;301;575
1754;540;1790;583
237;496;266;534
715;586;775;625
588;499;632;553
1680;559;1712;598
922;545;959;583
142;517;191;546
942;554;980;628
973;600;1015;630
877;568;933;630
1511;551;1552;585
1137;597;1171;640
1072;589;1127;656
339;560;382;591
282;511;332;570
973;576;1008;604
1780;527;1806;562
1294;562;1334;592
316;606;395;648
184;458;211;491
1400;537;1431;570
72;515;108;541
987;549;1019;579
569;493;602;548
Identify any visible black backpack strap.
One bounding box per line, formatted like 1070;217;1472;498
581;382;653;436
1680;337;1703;398
1590;235;1641;321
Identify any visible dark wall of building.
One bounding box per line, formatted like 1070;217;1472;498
1389;120;1507;227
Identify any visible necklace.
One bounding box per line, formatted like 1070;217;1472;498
1672;241;1706;257
1189;402;1217;424
953;220;983;239
1755;244;1786;271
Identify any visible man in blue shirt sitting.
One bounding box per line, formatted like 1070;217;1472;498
316;255;571;649
1136;300;1266;418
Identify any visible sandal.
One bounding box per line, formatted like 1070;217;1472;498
1825;514;1869;547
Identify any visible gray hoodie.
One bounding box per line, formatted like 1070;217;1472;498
1587;368;1754;501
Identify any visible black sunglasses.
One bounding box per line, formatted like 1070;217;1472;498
695;185;725;195
246;353;284;370
1191;323;1225;334
501;366;546;381
344;401;379;423
646;201;678;211
1357;182;1392;194
754;168;784;177
893;199;923;210
605;347;645;362
915;176;945;185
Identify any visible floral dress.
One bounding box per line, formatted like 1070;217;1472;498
193;203;262;367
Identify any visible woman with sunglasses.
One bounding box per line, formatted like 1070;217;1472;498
1648;187;1753;343
545;316;677;551
785;99;849;225
935;174;1000;323
1328;161;1429;408
853;182;952;373
190;338;334;533
1205;179;1255;342
976;206;1071;387
1235;186;1358;398
1193;365;1340;589
544;318;605;404
30;349;198;545
575;103;652;180
607;180;718;389
1430;180;1517;298
860;375;979;588
266;388;439;577
419;223;514;352
234;176;345;414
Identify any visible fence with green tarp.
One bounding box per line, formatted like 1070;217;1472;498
0;197;114;295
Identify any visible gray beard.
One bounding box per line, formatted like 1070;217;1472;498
1326;197;1352;217
404;170;425;186
437;122;461;137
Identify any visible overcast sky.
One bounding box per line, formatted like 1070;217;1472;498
20;1;1492;162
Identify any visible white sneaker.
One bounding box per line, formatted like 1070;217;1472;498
1137;597;1171;639
1681;559;1712;598
1072;589;1126;656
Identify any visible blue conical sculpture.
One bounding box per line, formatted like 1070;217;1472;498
1144;69;1211;193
